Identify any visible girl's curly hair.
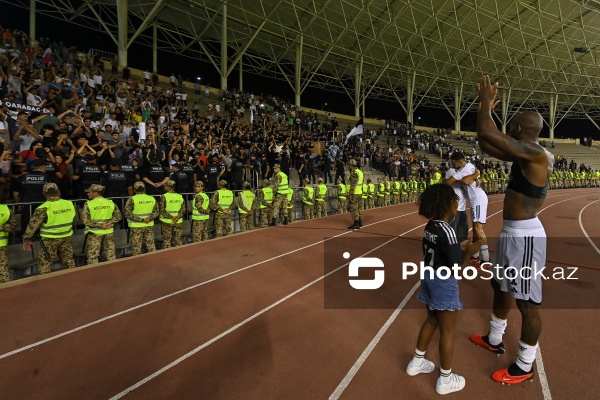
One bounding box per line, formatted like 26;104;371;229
418;184;458;220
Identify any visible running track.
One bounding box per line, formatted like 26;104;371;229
0;188;599;399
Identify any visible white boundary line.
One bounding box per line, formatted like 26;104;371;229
109;222;429;399
0;210;421;361
578;199;600;254
329;192;595;400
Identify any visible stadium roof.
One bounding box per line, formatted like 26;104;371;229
8;0;600;122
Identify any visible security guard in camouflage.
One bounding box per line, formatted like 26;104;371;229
282;188;294;224
302;178;315;220
126;181;159;255
314;178;328;218
376;178;385;207
367;179;375;209
82;184;122;265
257;180;273;227
22;183;76;274
192;181;211;242
270;164;289;226
336;178;347;214
0;202;18;283
211;180;234;238
383;177;391;206
347;159;363;229
159;180;186;248
238;181;256;232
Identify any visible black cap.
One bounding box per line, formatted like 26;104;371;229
31;159;47;168
110;158;121;167
151;156;160;163
84;154;97;161
34;148;47;158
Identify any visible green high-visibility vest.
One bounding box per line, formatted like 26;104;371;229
238;190;255;214
400;181;408;194
160;192;184;224
316;184;328;202
84;197;115;235
338;184;346;199
418;182;427;192
362;184;368;199
286;189;294;209
192;192;210;221
393;181;401;194
128;194;156;228
216;189;234;213
385;181;391;194
368;183;375;197
378;183;385;197
38;199;76;238
352;169;364;195
276;172;289;194
303;186;314;205
0;204;10;247
261;187;273;209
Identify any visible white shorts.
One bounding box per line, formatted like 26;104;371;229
492;218;547;305
470;196;488;224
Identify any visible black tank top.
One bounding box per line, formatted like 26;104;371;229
507;162;548;199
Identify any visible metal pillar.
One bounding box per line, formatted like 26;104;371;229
116;0;128;67
295;35;303;107
454;84;462;132
29;0;36;40
220;1;228;91
152;23;158;72
239;58;243;91
355;56;363;117
501;88;511;133
406;71;415;124
549;94;556;140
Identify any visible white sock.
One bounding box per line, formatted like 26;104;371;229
480;245;489;262
472;251;480;259
440;368;452;384
412;348;426;367
516;341;538;373
488;314;507;346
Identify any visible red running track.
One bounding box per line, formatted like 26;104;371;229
0;188;598;399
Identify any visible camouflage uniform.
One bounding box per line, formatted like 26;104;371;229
0;209;18;283
192;192;211;242
302;182;315;220
125;196;159;256
337;181;347;214
281;189;294;223
238;186;256;232
257;183;273;227
348;168;362;222
22;198;76;274
314;180;327;218
211;188;234;238
81;198;123;265
159;192;186;248
270;170;289;225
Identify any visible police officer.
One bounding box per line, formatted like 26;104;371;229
180;160;197;190
22;183;76;274
191;181;211;242
257;179;273;228
314;177;328;218
204;155;222;193
302;178;315;220
170;163;190;194
143;157;169;195
81;184;122;265
347;159;363;229
0;200;18;283
159;180;186;248
73;155;103;199
125;181;159;256
238;181;256;232
13;159;50;234
270;163;289;226
104;158;133;198
336;178;347;214
211;180;234;237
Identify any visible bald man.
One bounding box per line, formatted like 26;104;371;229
470;76;554;386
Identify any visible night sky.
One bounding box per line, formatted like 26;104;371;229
2;3;598;139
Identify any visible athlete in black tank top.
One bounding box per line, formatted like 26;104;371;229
507;162;548;199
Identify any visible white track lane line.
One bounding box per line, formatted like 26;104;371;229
578;199;600;254
0;209;423;361
330;192;595;400
109;222;430;399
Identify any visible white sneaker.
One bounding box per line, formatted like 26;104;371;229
406;358;435;376
436;373;466;395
